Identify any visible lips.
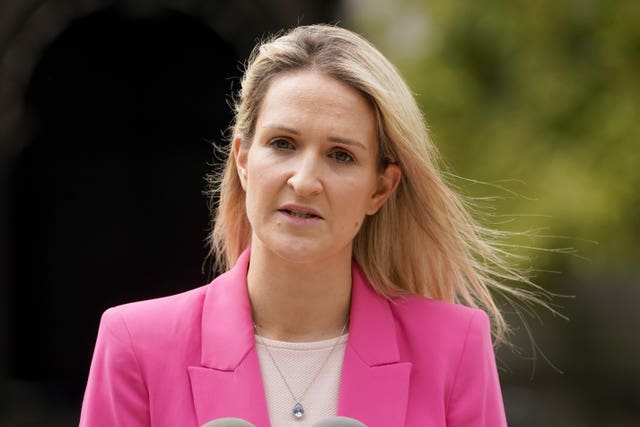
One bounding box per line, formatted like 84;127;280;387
279;205;323;219
282;209;319;219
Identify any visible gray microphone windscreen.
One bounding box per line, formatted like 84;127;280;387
311;416;367;427
201;418;256;427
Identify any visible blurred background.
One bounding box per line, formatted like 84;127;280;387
1;0;638;425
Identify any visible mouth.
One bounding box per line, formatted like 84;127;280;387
279;207;323;219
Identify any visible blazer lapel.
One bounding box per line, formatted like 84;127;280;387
338;264;412;427
188;249;271;427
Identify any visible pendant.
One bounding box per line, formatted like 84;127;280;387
293;402;304;419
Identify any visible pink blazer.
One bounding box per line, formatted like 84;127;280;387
80;250;507;426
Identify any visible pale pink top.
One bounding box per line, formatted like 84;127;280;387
255;334;348;427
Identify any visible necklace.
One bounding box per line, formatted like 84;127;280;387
254;321;348;420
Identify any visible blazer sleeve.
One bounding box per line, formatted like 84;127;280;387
79;307;151;427
445;310;508;427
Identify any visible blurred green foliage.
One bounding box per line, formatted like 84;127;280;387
345;0;640;275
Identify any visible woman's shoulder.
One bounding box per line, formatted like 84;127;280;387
386;295;496;372
389;294;491;338
85;284;213;404
99;284;210;339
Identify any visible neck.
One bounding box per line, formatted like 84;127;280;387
247;243;352;342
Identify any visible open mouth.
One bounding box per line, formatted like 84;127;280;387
281;209;321;219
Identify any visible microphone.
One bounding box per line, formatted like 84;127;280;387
201;418;256;427
201;416;366;427
311;416;367;426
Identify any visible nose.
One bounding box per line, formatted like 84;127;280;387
286;154;323;197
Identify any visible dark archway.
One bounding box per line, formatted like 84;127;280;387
8;4;237;414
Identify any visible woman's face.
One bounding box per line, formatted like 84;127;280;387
234;70;400;265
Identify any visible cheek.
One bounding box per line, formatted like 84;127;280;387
337;183;372;232
246;158;269;191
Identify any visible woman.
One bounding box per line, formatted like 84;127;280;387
80;24;538;426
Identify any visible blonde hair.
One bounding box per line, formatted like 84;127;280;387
208;24;547;346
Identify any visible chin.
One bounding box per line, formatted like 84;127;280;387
273;246;329;265
262;239;352;266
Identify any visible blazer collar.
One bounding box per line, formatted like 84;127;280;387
347;262;400;366
199;250;402;370
200;249;255;370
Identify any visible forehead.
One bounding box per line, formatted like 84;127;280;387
255;70;377;142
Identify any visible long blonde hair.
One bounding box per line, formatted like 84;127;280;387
208;24;547;346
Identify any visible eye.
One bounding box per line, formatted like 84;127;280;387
330;150;355;163
268;138;294;150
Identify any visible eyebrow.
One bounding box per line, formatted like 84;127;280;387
262;124;368;151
